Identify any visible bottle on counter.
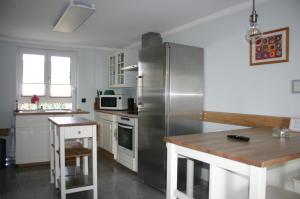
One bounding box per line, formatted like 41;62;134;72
15;100;19;112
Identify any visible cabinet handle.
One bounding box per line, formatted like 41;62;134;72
120;117;130;121
114;128;117;139
137;74;143;109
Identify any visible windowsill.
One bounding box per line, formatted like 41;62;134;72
14;109;89;116
18;109;72;112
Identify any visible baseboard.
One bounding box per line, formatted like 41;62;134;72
98;147;114;159
16;161;49;168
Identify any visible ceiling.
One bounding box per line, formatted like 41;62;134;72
0;0;248;49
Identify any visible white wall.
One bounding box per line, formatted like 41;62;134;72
0;40;112;127
163;0;300;132
0;41;17;128
76;48;111;119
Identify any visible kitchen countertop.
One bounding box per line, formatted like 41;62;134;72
164;128;300;167
14;110;89;116
95;109;138;118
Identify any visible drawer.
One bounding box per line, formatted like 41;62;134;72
16;115;49;128
96;112;117;122
62;126;94;139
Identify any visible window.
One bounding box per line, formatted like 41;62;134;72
50;56;71;97
17;48;76;110
22;53;46;96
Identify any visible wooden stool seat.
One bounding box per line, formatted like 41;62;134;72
65;148;92;158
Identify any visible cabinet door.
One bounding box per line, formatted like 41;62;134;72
30;126;49;162
97;120;104;147
16;127;31;164
117;52;125;85
109;50;137;88
109;55;116;86
102;120;113;153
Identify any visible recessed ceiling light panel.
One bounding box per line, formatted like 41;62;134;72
53;0;95;33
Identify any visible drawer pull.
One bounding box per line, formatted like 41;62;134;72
78;131;81;134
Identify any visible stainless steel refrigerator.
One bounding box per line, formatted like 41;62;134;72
137;40;204;191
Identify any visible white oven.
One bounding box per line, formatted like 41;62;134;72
117;116;138;172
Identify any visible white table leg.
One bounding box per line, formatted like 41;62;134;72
209;165;227;199
83;138;89;175
60;130;66;199
166;143;178;199
186;159;194;197
54;126;59;188
92;126;98;199
76;157;80;167
249;166;266;199
50;123;54;184
76;139;80;168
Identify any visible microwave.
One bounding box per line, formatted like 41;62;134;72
99;95;128;110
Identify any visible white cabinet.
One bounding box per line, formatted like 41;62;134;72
101;120;113;153
94;112;117;159
16;115;50;165
109;49;138;88
15;113;89;165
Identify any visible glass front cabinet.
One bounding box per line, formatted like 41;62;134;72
109;49;138;88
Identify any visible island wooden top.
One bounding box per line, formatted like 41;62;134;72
48;117;97;127
164;128;300;167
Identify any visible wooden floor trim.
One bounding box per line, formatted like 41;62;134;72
202;111;291;128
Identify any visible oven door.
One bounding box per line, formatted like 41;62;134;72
118;123;134;157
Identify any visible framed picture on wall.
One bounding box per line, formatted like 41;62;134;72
250;27;289;66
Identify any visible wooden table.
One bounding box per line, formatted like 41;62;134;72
165;128;300;199
49;117;98;199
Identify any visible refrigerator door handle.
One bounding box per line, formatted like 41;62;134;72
137;74;144;109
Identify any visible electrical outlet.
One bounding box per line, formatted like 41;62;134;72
292;80;300;93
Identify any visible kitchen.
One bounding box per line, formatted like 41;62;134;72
1;0;300;199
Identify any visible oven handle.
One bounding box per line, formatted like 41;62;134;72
118;124;133;130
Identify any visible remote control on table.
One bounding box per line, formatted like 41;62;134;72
227;135;250;142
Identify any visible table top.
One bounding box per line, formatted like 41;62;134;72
164;128;300;167
48;117;97;127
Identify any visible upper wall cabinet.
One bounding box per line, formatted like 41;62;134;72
109;49;138;88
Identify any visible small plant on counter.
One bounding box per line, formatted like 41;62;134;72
31;95;40;110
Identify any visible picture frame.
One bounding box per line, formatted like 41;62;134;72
250;27;289;66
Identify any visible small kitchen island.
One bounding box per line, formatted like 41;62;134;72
49;116;98;199
165;128;300;199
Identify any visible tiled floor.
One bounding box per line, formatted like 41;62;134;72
0;154;208;199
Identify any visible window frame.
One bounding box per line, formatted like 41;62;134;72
17;48;77;107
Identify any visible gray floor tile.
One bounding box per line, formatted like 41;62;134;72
0;153;208;199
